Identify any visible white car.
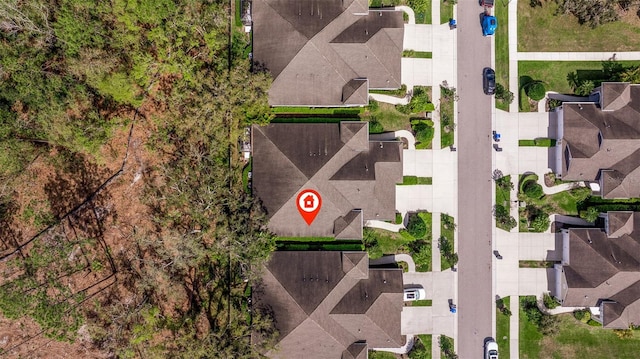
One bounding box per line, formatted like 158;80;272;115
485;339;499;359
403;287;426;301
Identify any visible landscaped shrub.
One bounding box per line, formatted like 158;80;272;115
439;335;457;359
543;293;559;309
573;309;590;322
496;297;512;316
525;81;546;101
495;205;517;231
495;83;514;104
524;182;544;199
397;86;434;114
519;174;539;193
407;213;427;238
530;213;550;232
580;207;600;222
411;119;435;147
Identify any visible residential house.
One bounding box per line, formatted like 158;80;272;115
557;82;640;199
252;0;404;106
251;121;402;239
252;251;405;358
554;211;640;328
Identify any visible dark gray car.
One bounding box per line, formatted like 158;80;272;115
483;67;496;95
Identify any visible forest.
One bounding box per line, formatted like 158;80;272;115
0;0;276;357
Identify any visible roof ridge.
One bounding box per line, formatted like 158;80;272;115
364;29;400;85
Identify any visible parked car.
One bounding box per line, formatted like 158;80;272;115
483;67;496;95
403;287;426;301
485;339;499;359
482;14;497;36
480;0;494;6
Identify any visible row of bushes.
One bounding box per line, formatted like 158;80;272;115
276;242;364;251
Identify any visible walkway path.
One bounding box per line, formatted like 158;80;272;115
369;130;417;150
364;220;404;232
373;334;415;354
370;253;416;272
369;93;409;105
538;178;586;195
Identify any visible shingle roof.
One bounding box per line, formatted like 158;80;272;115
562;212;640;328
561;83;640;198
252;122;402;239
253;251;404;358
252;0;404;106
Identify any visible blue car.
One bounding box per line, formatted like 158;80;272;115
482;15;497;36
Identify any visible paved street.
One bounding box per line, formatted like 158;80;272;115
455;1;494;357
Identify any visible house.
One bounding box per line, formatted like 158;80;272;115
553;211;640;328
557;82;640;198
252;0;404;106
252;251;405;358
251;121;402;239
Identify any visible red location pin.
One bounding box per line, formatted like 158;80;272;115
296;189;322;226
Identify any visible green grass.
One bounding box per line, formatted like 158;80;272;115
270;117;356;123
496;297;510;359
276;237;335;242
440;213;455;271
519;260;554;268
519;138;557;147
368;351;399;359
370;84;408;97
518;0;640;52
413;299;432;306
496;175;511;208
519;60;640;95
494;0;509;111
361;102;410;132
242;160;252;193
522;187;591;217
408;334;432;358
234;0;242;27
401;176;433;185
440;87;455;148
519;297;543;359
364;213;432;272
403;50;432;58
440;0;454;24
413;0;432;24
520;312;640;358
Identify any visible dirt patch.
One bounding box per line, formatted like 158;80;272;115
619;5;640;27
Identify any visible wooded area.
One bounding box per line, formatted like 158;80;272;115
0;0;276;357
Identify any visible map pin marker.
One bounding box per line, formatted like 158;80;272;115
296;189;322;226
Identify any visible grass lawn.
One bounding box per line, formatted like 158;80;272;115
519;297;543;359
496;297;510;359
361;102;410;132
368;351;399;359
524;187;591;216
519;61;640;94
272;107;363;115
520;310;640;358
414;0;432;24
519;260;554;268
440;0;454;24
440;86;455;148
496;175;511;208
412;299;432;306
518;0;640;52
494;0;509;111
407;334;432;358
370;84;408;97
403;50;432;58
440;213;455;270
242;160;251;193
401;176;433;185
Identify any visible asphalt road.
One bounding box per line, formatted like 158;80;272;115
455;2;494;358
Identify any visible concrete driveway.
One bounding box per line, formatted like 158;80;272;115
396;185;433;213
403;149;433;177
402;58;433;88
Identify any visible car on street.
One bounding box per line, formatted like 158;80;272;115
485;339;499;359
403;287;426;301
482;14;497;36
483;67;496;95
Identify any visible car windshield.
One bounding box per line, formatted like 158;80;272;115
487;72;495;80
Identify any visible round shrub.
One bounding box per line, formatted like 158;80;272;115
406;214;426;238
530;214;550;232
524;182;544;199
526;81;546;101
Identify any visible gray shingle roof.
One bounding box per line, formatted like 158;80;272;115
562;212;640;328
252;0;404;106
252;122;402;239
561;83;640;198
253;251;404;358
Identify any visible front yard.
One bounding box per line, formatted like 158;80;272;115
518;0;640;52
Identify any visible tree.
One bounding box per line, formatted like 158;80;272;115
556;0;619;28
575;80;595;96
580;207;600;222
524;182;544;199
530;214;550;232
407;213;427;238
495;83;514;104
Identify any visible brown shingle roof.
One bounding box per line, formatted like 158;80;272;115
253;251;404;358
561;83;640;198
562;212;640;328
253;0;404;106
252;122;402;238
